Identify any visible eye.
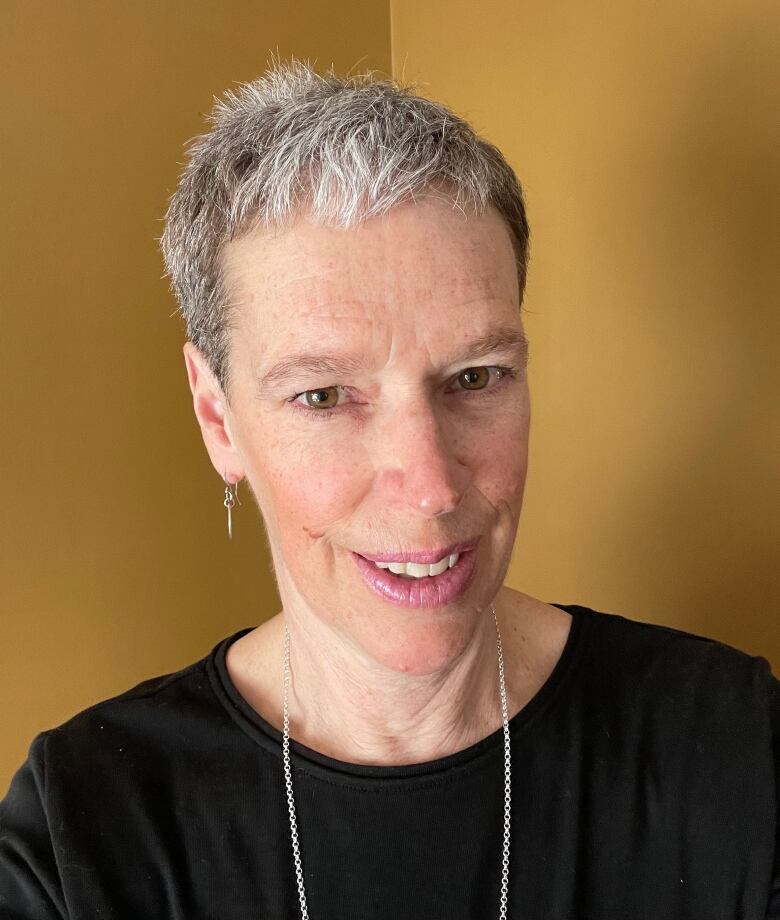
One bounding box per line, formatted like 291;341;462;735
453;366;514;393
456;367;491;390
288;364;516;419
296;386;341;409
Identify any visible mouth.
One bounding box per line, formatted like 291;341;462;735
350;540;479;608
372;553;461;579
355;540;478;566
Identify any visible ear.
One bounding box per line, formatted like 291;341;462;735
182;341;244;483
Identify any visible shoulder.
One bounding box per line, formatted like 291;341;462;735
574;602;776;690
28;640;233;780
512;589;778;735
558;602;779;753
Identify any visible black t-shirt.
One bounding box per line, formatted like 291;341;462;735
1;603;779;919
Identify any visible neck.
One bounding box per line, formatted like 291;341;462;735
279;605;505;767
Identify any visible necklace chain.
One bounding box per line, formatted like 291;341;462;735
282;604;511;919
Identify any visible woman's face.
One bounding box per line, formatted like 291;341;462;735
190;196;531;676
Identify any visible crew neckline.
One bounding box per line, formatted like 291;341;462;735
207;603;591;784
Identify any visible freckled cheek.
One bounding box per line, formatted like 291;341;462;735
259;448;373;551
457;414;529;507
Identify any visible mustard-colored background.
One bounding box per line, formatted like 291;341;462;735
1;0;777;793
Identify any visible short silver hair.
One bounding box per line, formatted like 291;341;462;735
159;58;530;403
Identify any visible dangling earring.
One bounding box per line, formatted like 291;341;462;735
222;472;242;539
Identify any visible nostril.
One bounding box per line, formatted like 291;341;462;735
374;434;470;515
418;486;462;517
420;497;446;511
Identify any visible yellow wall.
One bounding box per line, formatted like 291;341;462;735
392;0;779;664
2;0;778;794
0;2;391;792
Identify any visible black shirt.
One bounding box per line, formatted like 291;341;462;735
1;603;779;919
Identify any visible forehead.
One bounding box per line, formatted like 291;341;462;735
220;197;520;353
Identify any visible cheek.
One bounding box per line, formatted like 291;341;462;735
251;433;372;550
456;405;530;507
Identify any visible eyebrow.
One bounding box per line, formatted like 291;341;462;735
258;324;529;390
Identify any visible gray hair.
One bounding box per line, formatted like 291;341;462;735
159;58;530;404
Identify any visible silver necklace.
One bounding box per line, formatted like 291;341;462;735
282;604;512;920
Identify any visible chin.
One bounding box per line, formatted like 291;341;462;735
356;603;484;677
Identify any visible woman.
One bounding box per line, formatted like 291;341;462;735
1;60;778;919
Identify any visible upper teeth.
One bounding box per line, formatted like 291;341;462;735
373;553;459;577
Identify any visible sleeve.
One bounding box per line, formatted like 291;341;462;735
0;732;68;919
767;675;780;918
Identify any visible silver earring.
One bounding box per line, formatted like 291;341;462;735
222;472;242;539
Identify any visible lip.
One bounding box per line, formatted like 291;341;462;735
355;539;479;565
351;546;478;608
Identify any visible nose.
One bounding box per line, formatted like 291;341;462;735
374;401;472;518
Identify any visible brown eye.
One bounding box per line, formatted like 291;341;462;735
303;387;340;409
457;367;490;390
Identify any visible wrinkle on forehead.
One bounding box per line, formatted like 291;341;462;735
231;273;508;325
223;206;513;303
220;200;520;372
